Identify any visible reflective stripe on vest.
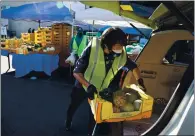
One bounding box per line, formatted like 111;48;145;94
83;37;127;92
72;36;87;57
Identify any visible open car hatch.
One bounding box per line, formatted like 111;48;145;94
81;1;194;32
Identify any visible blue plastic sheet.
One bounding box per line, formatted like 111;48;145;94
12;53;59;78
99;25;152;36
1;2;73;22
1;50;9;56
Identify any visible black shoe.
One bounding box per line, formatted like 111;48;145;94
65;120;72;131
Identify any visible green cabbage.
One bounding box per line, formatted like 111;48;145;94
120;103;135;112
125;93;138;103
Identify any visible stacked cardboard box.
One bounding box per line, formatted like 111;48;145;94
52;24;63;46
52;23;72;67
43;30;52;45
34;30;42;45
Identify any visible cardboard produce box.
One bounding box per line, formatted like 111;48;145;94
88;84;154;124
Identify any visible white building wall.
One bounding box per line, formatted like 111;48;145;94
8;20;53;38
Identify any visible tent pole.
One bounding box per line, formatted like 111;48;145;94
72;19;74;38
92;20;94;39
38;20;40;27
69;2;74;38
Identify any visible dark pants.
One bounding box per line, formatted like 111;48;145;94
66;86;123;135
66;86;96;134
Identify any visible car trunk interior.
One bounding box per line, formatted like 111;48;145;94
121;1;194;135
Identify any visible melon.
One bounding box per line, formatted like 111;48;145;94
133;99;142;111
113;95;126;107
125;92;138;104
113;106;121;113
113;90;126;107
120;103;135;112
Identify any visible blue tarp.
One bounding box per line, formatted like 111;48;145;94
12;53;59;78
1;2;73;22
1;50;9;56
99;25;152;36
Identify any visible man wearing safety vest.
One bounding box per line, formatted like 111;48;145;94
69;27;88;59
65;27;146;135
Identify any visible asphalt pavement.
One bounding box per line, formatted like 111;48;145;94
1;55;159;136
1;55;90;136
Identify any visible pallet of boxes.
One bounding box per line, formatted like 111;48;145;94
52;23;72;67
89;84;154;124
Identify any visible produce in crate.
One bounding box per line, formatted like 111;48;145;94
89;84;153;123
112;88;142;113
1;39;6;48
43;46;55;52
34;44;42;52
27;46;33;52
16;45;28;54
125;92;139;103
113;90;126;107
120;103;135;112
133;99;142;111
1;44;6;48
113;106;121;113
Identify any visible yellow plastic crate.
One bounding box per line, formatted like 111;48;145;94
5;39;10;45
38;27;52;31
21;33;34;42
35;41;42;45
35;31;42;36
88;84;154;123
35;39;42;44
46;41;52;45
45;39;52;42
35;31;43;43
42;30;52;35
5;39;22;48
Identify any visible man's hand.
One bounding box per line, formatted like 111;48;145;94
87;84;97;100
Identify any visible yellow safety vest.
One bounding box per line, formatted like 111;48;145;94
72;35;87;57
83;37;127;92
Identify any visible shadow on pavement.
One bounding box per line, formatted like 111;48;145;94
1;72;89;136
